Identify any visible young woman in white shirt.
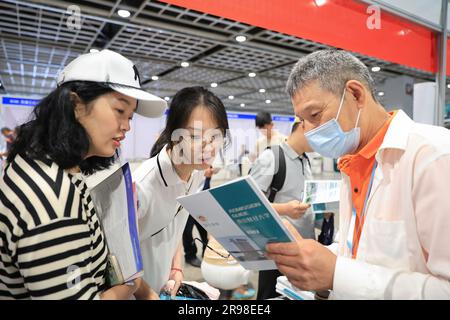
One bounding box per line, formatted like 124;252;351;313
133;86;229;297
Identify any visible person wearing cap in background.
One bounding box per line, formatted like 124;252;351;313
0;49;166;300
266;49;450;299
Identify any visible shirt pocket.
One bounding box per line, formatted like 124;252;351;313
365;218;410;269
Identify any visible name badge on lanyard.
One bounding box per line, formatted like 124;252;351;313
346;161;377;259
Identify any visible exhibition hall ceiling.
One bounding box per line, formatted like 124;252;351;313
0;0;441;114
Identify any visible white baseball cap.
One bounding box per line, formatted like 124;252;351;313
57;49;167;118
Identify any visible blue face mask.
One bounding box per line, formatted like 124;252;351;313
304;88;361;159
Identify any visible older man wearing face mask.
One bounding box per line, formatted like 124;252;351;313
266;49;450;300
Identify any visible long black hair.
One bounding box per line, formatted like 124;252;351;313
150;86;230;157
7;81;117;175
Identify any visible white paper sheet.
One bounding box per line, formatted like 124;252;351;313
90;163;143;282
303;180;341;204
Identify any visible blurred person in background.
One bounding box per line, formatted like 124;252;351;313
254;111;286;157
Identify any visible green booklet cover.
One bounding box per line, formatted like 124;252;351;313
177;175;295;270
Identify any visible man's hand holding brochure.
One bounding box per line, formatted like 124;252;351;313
177;175;296;270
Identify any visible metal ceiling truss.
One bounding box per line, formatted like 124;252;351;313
0;0;445;115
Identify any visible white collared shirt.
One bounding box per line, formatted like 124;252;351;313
329;110;450;299
133;145;204;292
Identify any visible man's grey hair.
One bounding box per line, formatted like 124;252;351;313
286;49;377;100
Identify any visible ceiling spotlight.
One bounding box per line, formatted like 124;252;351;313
180;61;190;68
235;35;247;43
265;99;271;104
117;9;131;18
89;48;99;53
211;83;218;88
228;95;234;100
371;66;381;72
164;97;170;101
151;76;159;81
447;84;450;89
248;72;256;78
259;88;266;93
240;103;245;107
377;91;385;96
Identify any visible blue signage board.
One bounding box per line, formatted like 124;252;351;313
227;112;294;122
2;97;40;107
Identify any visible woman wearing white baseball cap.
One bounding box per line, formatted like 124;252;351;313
0;49;166;299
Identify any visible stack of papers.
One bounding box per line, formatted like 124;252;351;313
275;276;315;300
90;162;143;284
177;175;295;271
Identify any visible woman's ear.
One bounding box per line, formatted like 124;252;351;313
71;92;84;119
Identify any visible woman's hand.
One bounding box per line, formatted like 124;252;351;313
101;278;160;300
165;243;184;298
100;280;139;300
165;268;184;298
134;278;160;300
147;287;160;300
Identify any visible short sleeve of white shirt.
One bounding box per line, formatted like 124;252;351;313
132;158;155;220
